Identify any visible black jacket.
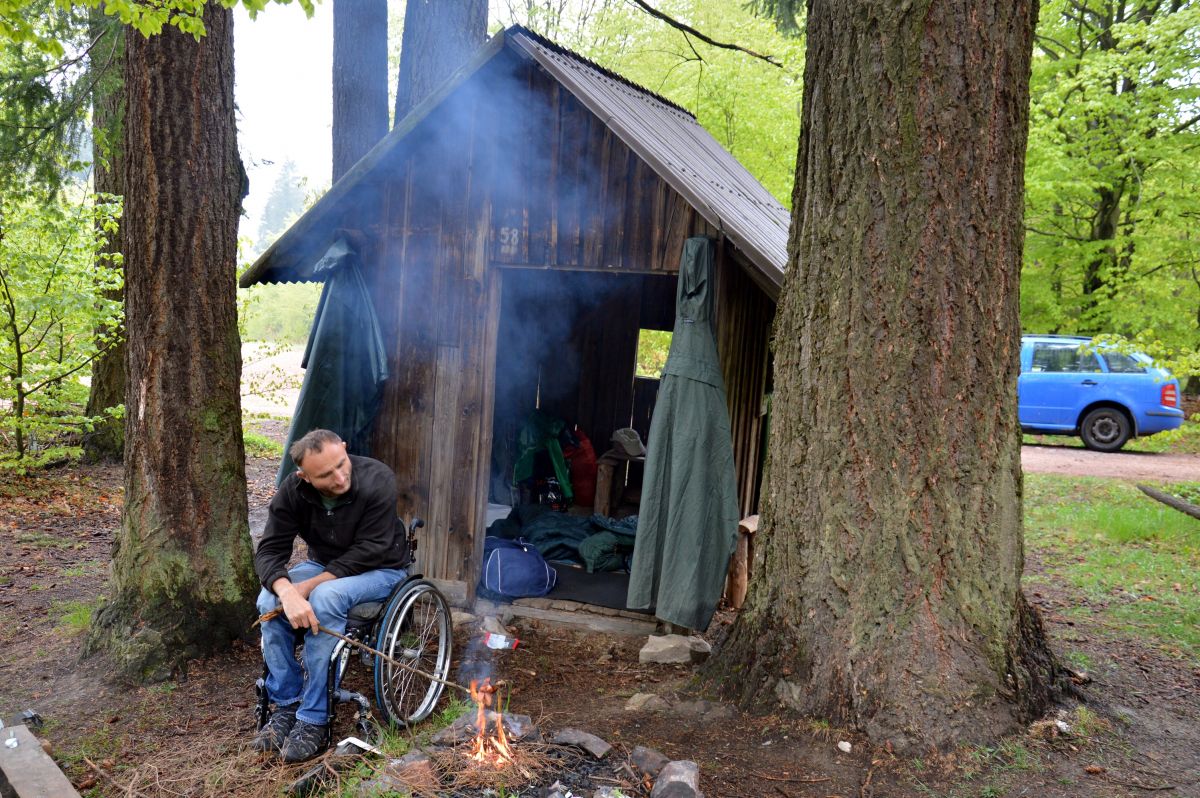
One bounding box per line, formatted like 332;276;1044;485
255;455;406;592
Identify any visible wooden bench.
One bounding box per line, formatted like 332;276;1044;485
0;724;80;798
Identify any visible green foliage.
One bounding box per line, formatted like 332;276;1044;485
239;281;321;343
0;1;95;193
0;190;122;468
0;0;314;52
636;329;671;377
1023;0;1200;358
496;0;804;206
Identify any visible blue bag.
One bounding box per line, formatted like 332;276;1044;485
478;537;557;601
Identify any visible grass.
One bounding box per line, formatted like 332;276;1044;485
1024;474;1200;660
16;530;74;549
62;559;104;577
243;431;282;459
53;598;97;633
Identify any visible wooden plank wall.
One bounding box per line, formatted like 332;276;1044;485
368;78;497;593
716;242;776;518
362;52;775;593
491;66;712;274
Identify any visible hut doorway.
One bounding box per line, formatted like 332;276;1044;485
483;266;676;611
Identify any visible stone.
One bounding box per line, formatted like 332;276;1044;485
429;707;535;746
625;692;671;712
480;614;509;636
654;784;698;798
673;699;732;720
451;610;477;627
353;751;438;797
651;760;700;798
551;727;612;759
837;741;852;753
630;745;670;777
544;780;571;798
429;708;478;746
501;713;538;740
639;635;711;664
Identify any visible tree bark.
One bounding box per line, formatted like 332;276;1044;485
332;0;389;182
86;4;255;681
707;0;1060;752
393;0;486;125
83;13;126;463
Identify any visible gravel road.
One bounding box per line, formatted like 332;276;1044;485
1021;444;1198;482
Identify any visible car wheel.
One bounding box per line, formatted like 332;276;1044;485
1080;407;1131;452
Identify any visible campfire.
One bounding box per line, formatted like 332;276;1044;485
467;678;517;768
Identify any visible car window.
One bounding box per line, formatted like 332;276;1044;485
1030;343;1101;373
1102;352;1147;373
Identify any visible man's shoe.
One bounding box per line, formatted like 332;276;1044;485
251;704;298;753
280;720;329;763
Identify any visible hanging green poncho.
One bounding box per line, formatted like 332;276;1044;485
626;237;740;631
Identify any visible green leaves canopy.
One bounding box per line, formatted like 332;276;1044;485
1023;0;1200;358
0;0;313;55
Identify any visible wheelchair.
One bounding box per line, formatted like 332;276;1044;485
255;517;453;746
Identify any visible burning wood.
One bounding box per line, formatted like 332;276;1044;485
467;678;519;770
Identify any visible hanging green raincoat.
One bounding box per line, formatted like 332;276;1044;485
626;237;739;631
276;237;389;484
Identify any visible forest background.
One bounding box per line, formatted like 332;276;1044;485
1;0;1198;466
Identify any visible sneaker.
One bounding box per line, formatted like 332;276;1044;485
251;704;297;753
280;719;329;763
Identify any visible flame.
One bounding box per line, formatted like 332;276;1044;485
467;678;516;768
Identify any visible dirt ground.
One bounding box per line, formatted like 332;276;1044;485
1;435;1198;797
1022;444;1200;482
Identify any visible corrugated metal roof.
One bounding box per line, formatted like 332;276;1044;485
241;26;790;294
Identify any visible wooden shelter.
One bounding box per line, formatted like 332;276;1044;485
241;26;789;604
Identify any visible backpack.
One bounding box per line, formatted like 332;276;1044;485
478;537;557;601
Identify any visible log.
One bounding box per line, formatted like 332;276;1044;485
725;515;759;609
1136;484;1200;521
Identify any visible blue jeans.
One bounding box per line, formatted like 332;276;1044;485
257;560;406;725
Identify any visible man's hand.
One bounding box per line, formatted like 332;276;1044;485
271;578;319;633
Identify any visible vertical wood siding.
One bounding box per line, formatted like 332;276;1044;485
367;55;774;593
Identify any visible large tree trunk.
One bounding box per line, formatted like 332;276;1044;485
393;0;486;125
332;0;389;182
708;0;1060;752
83;13;125;463
86;4;255;681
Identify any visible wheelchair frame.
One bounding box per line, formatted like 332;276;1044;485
255;518;453;746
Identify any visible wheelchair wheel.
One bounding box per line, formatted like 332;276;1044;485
373;579;452;726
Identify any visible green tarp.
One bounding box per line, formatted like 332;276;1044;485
626;237;739;631
276;237;388;484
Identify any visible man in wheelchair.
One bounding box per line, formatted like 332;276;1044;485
251;429;409;762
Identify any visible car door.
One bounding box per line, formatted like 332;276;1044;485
1019;342;1105;429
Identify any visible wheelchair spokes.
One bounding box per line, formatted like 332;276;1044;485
374;579;453;727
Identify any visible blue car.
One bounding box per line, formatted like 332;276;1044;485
1019;335;1185;452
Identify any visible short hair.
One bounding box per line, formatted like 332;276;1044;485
289;429;343;469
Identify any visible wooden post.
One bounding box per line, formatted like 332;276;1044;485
725;514;758;609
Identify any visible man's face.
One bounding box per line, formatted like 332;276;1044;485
296;442;352;498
